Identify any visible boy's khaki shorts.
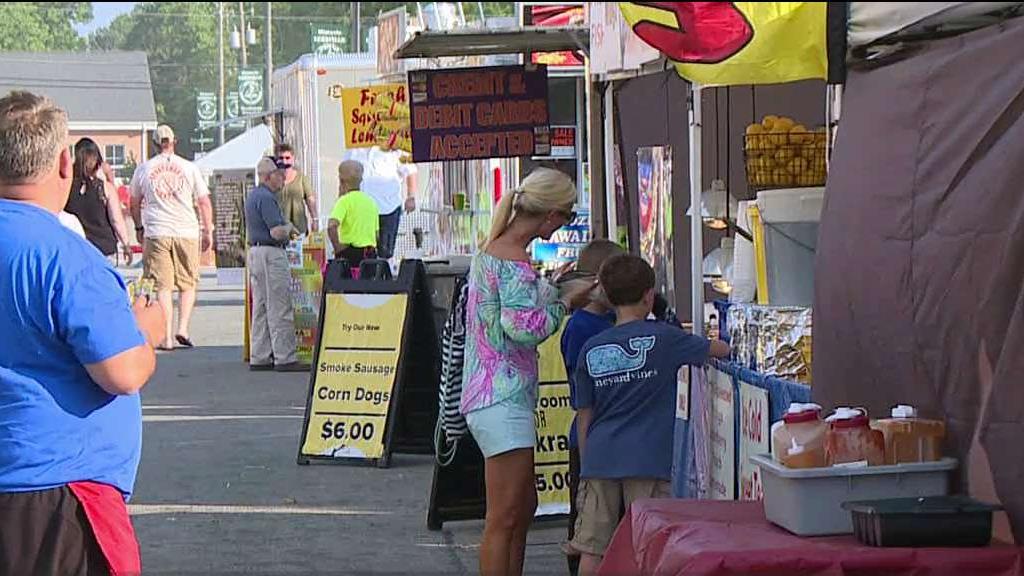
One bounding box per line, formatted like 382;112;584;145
569;478;672;556
143;237;200;291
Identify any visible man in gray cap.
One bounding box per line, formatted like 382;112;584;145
246;157;305;372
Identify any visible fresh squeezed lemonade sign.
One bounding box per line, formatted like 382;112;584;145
300;293;408;460
341;84;412;152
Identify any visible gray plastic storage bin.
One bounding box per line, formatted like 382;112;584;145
757;187;824;307
751;454;957;536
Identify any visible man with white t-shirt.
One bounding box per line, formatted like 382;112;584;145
345;146;417;260
129;125;214;351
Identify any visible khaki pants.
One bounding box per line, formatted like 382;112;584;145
248;246;298;366
570;478;672;556
143;237;199;291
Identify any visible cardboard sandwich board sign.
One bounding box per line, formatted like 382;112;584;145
297;260;438;467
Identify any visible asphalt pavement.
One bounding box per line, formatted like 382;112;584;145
130;279;569;575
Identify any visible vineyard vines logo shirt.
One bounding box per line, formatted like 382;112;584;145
575;320;710;481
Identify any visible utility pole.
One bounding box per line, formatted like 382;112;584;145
350;2;361;52
218;2;226;146
265;1;272;118
238;2;248;68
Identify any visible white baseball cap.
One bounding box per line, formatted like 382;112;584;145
154;125;175;144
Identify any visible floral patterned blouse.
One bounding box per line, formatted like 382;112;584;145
460;253;566;414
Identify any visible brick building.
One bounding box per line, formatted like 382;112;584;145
0;51;158;184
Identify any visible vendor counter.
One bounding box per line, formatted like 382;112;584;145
600;500;1023;576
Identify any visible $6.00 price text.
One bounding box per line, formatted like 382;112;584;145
320;419;376;441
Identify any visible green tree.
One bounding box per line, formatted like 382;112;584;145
90;2;516;158
0;2;92;51
90;3;219;158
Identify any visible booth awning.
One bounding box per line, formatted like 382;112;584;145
394;26;588;59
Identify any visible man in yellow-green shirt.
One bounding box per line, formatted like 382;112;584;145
328;160;380;271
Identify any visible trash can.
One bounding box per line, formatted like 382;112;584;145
424;256;472;340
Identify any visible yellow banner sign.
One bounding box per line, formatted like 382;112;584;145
619;2;827;86
300;293;408;460
534;328;573;516
341;84;412;152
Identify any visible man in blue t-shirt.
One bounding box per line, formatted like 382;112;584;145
0;91;164;574
569;254;730;575
558;239;623;575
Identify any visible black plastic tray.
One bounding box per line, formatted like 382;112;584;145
842;496;1001;548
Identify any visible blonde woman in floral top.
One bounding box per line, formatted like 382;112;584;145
462;168;594;576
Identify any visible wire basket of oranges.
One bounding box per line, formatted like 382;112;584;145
744;115;828;189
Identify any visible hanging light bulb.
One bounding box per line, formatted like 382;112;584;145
703;238;736;295
711;278;734;295
687;179;736;230
230;28;242;50
703;179;734;230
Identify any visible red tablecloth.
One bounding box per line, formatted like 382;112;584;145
599;500;1023;576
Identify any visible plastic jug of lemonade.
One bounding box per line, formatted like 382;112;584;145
825;407;885;466
771;403;827;468
872;405;945;465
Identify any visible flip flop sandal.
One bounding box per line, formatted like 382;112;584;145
175;335;195;348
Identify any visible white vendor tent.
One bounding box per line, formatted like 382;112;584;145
194;124;274;177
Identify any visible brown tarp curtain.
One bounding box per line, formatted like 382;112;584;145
815;17;1024;540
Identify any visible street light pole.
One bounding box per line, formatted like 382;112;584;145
265;1;272;119
351;2;361;52
238;2;248;68
218;2;226;146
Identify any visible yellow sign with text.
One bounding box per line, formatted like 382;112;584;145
341;84;412;152
300;293;408;460
534;329;573;516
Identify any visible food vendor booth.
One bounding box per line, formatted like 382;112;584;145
595;2;1024;574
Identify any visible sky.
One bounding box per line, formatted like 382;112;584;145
76;2;137;36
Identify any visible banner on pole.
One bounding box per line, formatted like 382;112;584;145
226;91;246;131
619;2;829;86
238;68;264;117
310;24;346;56
196;91;217;131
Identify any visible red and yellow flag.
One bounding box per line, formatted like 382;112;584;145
619;2;829;86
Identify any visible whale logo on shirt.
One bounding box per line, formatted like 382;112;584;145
585;336;656;378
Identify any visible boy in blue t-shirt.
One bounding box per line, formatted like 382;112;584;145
559;240;624;575
569;254;730;574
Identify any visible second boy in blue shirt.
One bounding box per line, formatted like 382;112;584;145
559;239;624;575
569;254;730;575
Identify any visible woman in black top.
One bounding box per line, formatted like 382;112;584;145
65;138;133;265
